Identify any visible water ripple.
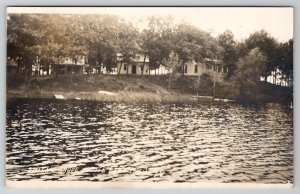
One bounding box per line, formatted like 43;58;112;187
6;99;293;183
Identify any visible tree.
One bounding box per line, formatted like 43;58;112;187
95;15;120;73
203;64;225;99
164;52;182;91
35;14;69;79
173;23;217;75
117;22;139;75
7;14;71;80
139;29;152;75
173;24;200;75
217;30;237;78
277;39;293;86
65;15;87;72
139;16;175;75
244;30;278;81
7;14;40;80
233;48;267;101
80;15;120;74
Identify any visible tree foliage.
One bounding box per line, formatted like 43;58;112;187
217;30;237;78
233;48;267;100
243;30;278;79
7;14;293;93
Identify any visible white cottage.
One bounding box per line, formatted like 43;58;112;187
57;58;85;74
117;55;150;75
183;59;229;76
116;55;228;76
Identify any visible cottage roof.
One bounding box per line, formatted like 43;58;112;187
135;55;150;63
59;58;85;66
116;53;149;63
204;58;221;64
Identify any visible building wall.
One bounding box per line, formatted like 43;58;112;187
117;61;228;76
149;65;169;75
117;63;149;75
184;61;228;76
184;61;206;76
136;62;150;75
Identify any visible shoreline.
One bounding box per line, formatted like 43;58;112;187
7;90;235;104
7;90;293;108
7;74;292;105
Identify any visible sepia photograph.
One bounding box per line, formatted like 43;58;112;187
5;7;293;188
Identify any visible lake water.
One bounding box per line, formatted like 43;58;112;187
6;98;293;183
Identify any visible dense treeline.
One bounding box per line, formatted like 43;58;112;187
7;14;293;101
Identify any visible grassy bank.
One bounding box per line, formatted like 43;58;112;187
7;90;213;104
7;74;292;104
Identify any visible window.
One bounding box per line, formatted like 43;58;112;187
195;65;198;73
184;65;187;74
123;65;126;71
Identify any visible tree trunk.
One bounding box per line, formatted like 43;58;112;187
168;74;172;91
182;62;185;76
55;63;59;80
16;59;20;75
212;81;216;100
24;59;32;82
34;67;37;81
117;63;122;75
71;60;77;83
88;42;92;63
47;64;50;75
141;54;146;76
72;60;76;74
197;75;201;96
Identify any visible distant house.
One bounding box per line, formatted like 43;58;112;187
29;58;86;76
56;58;85;74
117;54;150;75
149;65;169;75
29;55;228;77
183;59;229;76
116;55;228;76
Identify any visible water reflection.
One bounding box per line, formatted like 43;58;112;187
6;98;293;183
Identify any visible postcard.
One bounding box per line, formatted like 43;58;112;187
6;7;293;188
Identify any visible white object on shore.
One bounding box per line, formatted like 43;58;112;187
192;96;213;99
214;98;235;102
75;97;81;100
192;96;235;102
98;91;116;96
53;94;65;99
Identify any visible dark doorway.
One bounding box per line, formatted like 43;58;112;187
132;65;136;74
